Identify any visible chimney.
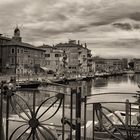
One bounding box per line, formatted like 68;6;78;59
85;43;87;48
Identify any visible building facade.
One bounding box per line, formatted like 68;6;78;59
38;45;63;74
0;35;11;72
0;27;45;75
55;40;92;75
78;43;93;75
93;57;124;74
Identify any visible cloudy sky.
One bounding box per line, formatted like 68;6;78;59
1;0;140;58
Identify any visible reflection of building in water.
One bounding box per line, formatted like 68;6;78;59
68;80;92;97
128;74;135;83
16;85;69;110
82;80;92;96
108;74;128;84
134;59;140;73
86;79;92;96
93;78;108;87
132;74;140;84
16;90;52;109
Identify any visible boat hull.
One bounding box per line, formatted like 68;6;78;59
17;81;41;89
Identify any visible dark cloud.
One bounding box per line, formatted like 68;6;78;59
1;0;140;58
25;24;88;38
112;20;140;30
90;21;110;26
112;23;132;30
129;12;140;21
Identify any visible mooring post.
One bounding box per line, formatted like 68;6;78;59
70;88;76;140
76;87;81;140
125;99;130;129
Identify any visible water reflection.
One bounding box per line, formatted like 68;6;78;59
129;74;140;84
92;74;140;94
93;78;108;87
16;74;140;111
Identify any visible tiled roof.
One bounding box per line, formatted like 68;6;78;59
55;43;90;51
1;40;45;51
0;35;11;41
38;44;56;49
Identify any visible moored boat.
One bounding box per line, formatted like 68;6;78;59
17;80;41;89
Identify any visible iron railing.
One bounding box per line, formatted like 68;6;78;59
85;93;140;140
0;83;83;140
0;83;140;140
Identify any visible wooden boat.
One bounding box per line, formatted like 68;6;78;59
17;80;41;89
51;77;68;84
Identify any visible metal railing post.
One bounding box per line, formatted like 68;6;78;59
70;88;75;140
84;96;87;140
76;87;81;140
62;94;65;140
32;90;36;140
99;106;103;131
92;104;95;140
0;86;5;140
6;91;10;140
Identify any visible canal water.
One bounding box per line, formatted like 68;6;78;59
14;73;140;121
5;74;140;139
92;73;140;94
16;73;140;111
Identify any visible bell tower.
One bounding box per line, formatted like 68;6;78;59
12;26;22;42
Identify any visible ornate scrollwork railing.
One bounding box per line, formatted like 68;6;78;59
0;86;67;140
0;84;82;140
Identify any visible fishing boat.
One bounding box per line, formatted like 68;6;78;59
16;80;41;89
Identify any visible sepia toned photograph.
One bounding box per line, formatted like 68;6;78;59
0;0;140;139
